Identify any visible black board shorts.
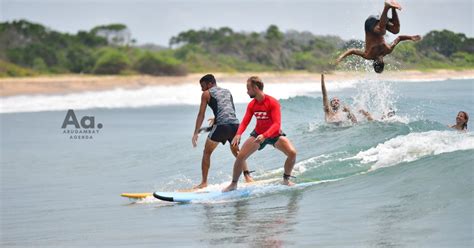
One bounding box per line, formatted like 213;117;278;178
250;130;286;151
208;124;239;145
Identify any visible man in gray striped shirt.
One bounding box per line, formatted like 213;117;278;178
192;74;254;189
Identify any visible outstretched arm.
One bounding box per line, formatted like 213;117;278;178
336;49;366;64
343;106;358;124
232;103;253;146
321;74;330;114
359;109;374;121
236;103;253;136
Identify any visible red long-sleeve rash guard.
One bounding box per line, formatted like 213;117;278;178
236;94;281;138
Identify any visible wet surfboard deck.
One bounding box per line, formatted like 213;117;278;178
153;189;251;203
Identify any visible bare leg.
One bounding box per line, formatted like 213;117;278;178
230;143;254;183
194;138;218;189
386;35;421;54
387;8;400;34
274;136;297;186
373;5;391;35
222;137;260;192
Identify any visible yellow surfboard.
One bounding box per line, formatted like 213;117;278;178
121;193;153;199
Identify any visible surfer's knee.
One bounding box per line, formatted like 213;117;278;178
236;153;245;161
236;150;250;161
387;21;400;34
229;145;239;157
203;148;213;157
391;26;400;34
287;148;297;160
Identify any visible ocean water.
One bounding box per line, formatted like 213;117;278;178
1;78;473;247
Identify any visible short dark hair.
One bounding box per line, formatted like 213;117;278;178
200;74;216;84
247;76;264;90
373;60;385;73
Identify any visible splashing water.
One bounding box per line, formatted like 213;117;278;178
351;78;399;121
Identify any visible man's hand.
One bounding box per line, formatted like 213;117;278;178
254;134;266;144
342;106;350;112
192;133;199;147
231;135;241;147
207;118;215;126
359;109;370;116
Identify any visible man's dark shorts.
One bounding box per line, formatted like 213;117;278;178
250;130;286;151
208;124;239;145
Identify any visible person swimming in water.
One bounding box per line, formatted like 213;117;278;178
336;0;421;73
321;74;357;124
450;111;469;131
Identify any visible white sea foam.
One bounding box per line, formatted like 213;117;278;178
3;77;470;114
0;81;359;114
352;131;474;170
351;79;398;121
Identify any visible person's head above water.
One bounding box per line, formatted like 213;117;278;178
373;58;385;73
456;111;469;130
246;76;264;98
199;74;216;91
330;97;341;111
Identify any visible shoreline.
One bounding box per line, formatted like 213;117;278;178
1;69;473;97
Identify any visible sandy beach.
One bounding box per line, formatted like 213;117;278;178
1;69;473;97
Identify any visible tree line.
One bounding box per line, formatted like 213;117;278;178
0;20;472;77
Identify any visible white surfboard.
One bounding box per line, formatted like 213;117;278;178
153;189;251;203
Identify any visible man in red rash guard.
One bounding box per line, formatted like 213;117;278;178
223;76;297;192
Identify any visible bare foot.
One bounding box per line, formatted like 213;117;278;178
244;175;255;183
385;0;402;10
282;180;295;186
222;182;238;192
411;35;421;41
193;182;208;189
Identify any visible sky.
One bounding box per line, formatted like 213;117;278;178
1;0;473;46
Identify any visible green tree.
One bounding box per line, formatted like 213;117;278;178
265;25;283;42
416;30;465;57
66;45;94;73
32;57;47;71
93;49;130;74
91;24;131;46
134;52;187;76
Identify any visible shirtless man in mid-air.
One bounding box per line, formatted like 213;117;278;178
336;0;421;73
